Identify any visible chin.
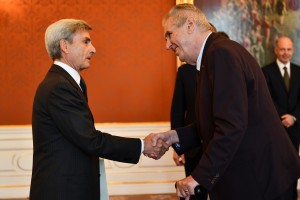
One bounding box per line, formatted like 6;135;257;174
80;65;90;71
178;56;186;62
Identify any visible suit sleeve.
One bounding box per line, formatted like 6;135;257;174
261;67;285;116
176;123;200;151
47;82;141;164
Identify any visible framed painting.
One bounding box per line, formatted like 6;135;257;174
194;0;300;66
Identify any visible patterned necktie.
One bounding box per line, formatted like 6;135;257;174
80;78;88;101
283;66;290;92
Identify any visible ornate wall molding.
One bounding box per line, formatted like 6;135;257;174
0;123;185;198
0;123;299;198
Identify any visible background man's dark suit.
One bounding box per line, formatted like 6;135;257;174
175;33;300;200
262;61;300;152
30;64;141;200
262;61;300;200
171;64;207;200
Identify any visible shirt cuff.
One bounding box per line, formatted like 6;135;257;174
140;139;144;153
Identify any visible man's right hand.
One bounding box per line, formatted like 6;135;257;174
143;130;179;159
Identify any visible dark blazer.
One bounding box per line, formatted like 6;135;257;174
30;64;141;200
170;64;203;169
171;64;197;130
171;64;206;200
262;61;300;150
175;33;300;200
171;64;202;156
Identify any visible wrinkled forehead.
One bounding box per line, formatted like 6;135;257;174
71;29;91;42
163;17;173;29
163;17;178;36
75;29;91;37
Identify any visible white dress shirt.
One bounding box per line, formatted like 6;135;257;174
196;32;212;71
54;61;81;87
276;59;290;77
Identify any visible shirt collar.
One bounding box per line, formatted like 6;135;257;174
276;59;290;70
197;31;212;71
54;61;81;86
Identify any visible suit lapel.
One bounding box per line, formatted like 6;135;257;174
289;64;297;93
200;32;218;69
197;33;218;90
49;64;94;122
288;64;300;105
49;64;87;101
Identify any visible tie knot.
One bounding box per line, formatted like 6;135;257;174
283;66;287;70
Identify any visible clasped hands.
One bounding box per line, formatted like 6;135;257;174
142;130;178;160
281;114;296;128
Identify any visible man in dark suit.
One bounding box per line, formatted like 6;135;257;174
170;64;207;200
148;4;300;200
262;36;300;200
30;19;166;200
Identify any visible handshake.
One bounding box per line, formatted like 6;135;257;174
142;130;202;199
142;130;179;160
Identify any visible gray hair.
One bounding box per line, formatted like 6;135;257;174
45;19;92;60
162;3;212;32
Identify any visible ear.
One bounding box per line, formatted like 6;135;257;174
59;39;69;54
186;17;196;33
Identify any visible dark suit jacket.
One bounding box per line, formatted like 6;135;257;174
171;64;207;200
170;64;203;172
30;64;141;200
262;61;300;150
175;33;300;200
171;64;197;130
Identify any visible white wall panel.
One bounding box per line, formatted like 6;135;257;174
2;124;297;199
0;123;185;198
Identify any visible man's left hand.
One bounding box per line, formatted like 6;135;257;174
175;175;199;199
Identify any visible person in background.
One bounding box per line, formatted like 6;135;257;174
148;4;300;200
262;36;300;200
30;19;167;200
171;63;208;200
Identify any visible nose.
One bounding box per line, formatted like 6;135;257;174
165;39;172;50
91;44;96;54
